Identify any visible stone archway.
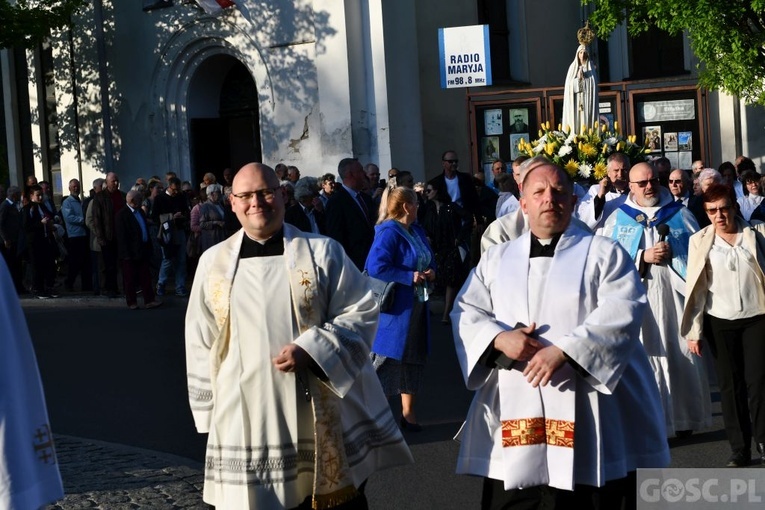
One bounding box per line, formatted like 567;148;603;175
149;17;273;181
187;56;261;186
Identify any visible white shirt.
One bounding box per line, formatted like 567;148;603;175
705;233;765;320
445;174;462;206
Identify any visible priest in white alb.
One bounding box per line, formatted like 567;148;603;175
602;162;712;437
452;158;669;508
185;163;412;510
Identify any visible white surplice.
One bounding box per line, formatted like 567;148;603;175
186;225;412;509
480;209;591;255
0;258;63;510
602;192;712;434
574;184;628;233
452;225;669;490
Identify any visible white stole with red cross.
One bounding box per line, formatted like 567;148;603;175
494;228;591;491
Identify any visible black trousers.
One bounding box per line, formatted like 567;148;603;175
481;472;637;510
65;236;92;290
706;313;765;452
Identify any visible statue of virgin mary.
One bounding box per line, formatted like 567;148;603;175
562;43;598;134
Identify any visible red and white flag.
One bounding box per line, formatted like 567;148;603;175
196;0;235;15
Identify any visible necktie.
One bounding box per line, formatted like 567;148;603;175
134;209;148;242
355;193;370;223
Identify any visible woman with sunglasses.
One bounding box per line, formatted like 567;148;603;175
682;183;765;467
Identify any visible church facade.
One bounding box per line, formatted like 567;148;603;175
0;0;762;199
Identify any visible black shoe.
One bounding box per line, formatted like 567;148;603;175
757;443;765;464
35;293;52;300
400;417;422;432
726;450;751;467
675;430;693;438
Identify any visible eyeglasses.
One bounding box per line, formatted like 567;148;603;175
630;178;660;188
668;179;684;185
232;187;280;202
705;205;733;215
443;159;459;164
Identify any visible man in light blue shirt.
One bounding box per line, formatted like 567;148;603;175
61;178;92;291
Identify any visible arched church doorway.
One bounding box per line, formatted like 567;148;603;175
187;56;261;187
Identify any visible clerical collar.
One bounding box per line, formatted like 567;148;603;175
240;228;284;258
530;232;562;258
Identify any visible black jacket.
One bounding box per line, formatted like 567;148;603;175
324;186;376;270
116;206;152;261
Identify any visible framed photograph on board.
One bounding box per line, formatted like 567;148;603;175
508;109;529;134
484;109;503;136
481;136;500;164
664;132;678;151
678;132;693;151
643;126;662;151
510;134;530;160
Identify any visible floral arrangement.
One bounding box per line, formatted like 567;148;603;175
517;121;648;181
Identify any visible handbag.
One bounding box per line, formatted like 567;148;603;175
363;270;397;312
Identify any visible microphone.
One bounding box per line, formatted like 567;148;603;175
657;224;669;243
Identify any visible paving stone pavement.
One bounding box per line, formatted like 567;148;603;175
46;435;209;509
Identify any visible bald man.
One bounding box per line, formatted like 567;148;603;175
90;172;126;297
185;163;411;509
453;158;668;508
602;162;711;438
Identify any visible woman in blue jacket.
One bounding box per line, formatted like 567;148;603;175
366;186;436;431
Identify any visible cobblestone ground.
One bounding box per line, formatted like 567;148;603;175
46;436;209;510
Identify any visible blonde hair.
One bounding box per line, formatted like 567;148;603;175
377;186;417;224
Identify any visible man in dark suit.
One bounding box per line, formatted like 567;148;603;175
116;190;161;310
91;172;126;297
0;186;24;293
428;150;480;222
325;158;376;270
284;182;325;235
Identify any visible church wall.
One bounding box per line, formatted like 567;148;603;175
413;1;477;180
39;0;364;191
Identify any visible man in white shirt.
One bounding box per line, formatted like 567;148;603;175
575;152;630;232
452;158;668;508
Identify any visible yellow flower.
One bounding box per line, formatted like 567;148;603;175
538;129;544;138
545;143;556;156
602;143;608;154
594;162;608;180
558;123;562;131
581;143;597;158
614;121;619;132
616;141;624;151
564;160;579;177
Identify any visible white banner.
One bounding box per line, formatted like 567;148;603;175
438;25;492;89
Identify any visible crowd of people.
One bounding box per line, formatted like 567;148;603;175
5;150;765;509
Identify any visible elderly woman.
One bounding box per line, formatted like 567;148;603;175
688;168;723;228
681;183;765;467
193;184;226;253
737;170;764;221
366;187;436;431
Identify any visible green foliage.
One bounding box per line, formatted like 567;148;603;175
585;0;765;105
0;0;86;49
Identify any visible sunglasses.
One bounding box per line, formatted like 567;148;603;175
705;205;733;215
630;178;660;188
668;179;684;185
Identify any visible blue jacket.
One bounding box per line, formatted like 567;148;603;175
365;220;435;359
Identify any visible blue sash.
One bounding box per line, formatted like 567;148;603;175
611;200;690;279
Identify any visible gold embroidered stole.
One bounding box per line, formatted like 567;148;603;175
207;226;357;509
